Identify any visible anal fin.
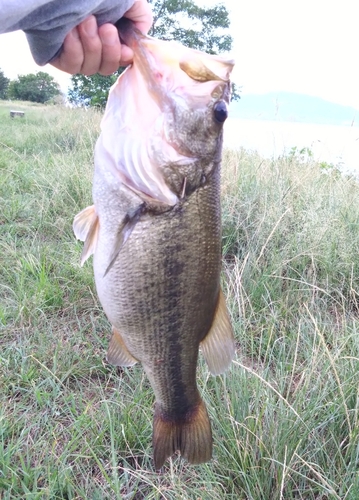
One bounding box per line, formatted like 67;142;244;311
106;327;138;367
153;399;212;469
200;289;235;375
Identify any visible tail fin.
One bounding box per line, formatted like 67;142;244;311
153;399;212;469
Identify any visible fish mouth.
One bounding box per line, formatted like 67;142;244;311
117;18;234;166
116;18;234;110
96;19;235;206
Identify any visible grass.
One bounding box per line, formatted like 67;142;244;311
1;100;359;498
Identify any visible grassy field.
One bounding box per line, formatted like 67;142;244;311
1;100;359;499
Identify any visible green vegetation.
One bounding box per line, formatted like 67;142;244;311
1;101;359;498
6;72;61;104
148;0;232;54
68;72;120;108
0;69;10;100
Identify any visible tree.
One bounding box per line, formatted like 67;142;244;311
68;72;119;107
0;69;10;100
149;0;232;54
8;72;60;103
68;0;239;107
149;0;240;100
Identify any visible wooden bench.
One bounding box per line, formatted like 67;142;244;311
10;110;25;118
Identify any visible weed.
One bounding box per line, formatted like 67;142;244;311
2;102;359;498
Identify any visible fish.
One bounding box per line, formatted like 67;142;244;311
73;18;235;469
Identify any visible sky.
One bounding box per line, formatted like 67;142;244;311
0;0;358;110
226;0;359;109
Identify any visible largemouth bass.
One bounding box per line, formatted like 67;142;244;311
73;19;235;469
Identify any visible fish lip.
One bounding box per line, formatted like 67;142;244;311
116;20;173;110
108;19;234;199
116;18;234;113
115;18;143;46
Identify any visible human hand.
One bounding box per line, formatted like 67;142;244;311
51;0;153;76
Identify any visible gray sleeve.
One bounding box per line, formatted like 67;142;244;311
1;0;135;65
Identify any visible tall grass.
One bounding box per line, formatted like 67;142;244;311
1;101;359;498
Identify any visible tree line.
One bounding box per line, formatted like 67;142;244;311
1;0;239;106
0;70;61;103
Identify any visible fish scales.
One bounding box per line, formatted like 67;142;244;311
96;167;221;410
73;18;235;469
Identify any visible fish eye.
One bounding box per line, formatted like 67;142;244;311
213;101;228;123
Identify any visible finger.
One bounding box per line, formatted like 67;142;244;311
51;27;84;74
124;0;153;34
77;15;102;75
119;45;134;66
98;23;126;75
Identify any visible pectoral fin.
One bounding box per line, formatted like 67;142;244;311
106;327;138;367
200;289;235;375
104;203;145;277
73;205;99;265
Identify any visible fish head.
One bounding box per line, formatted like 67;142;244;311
96;21;234;205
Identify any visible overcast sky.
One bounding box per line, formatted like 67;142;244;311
0;0;358;109
228;0;359;109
